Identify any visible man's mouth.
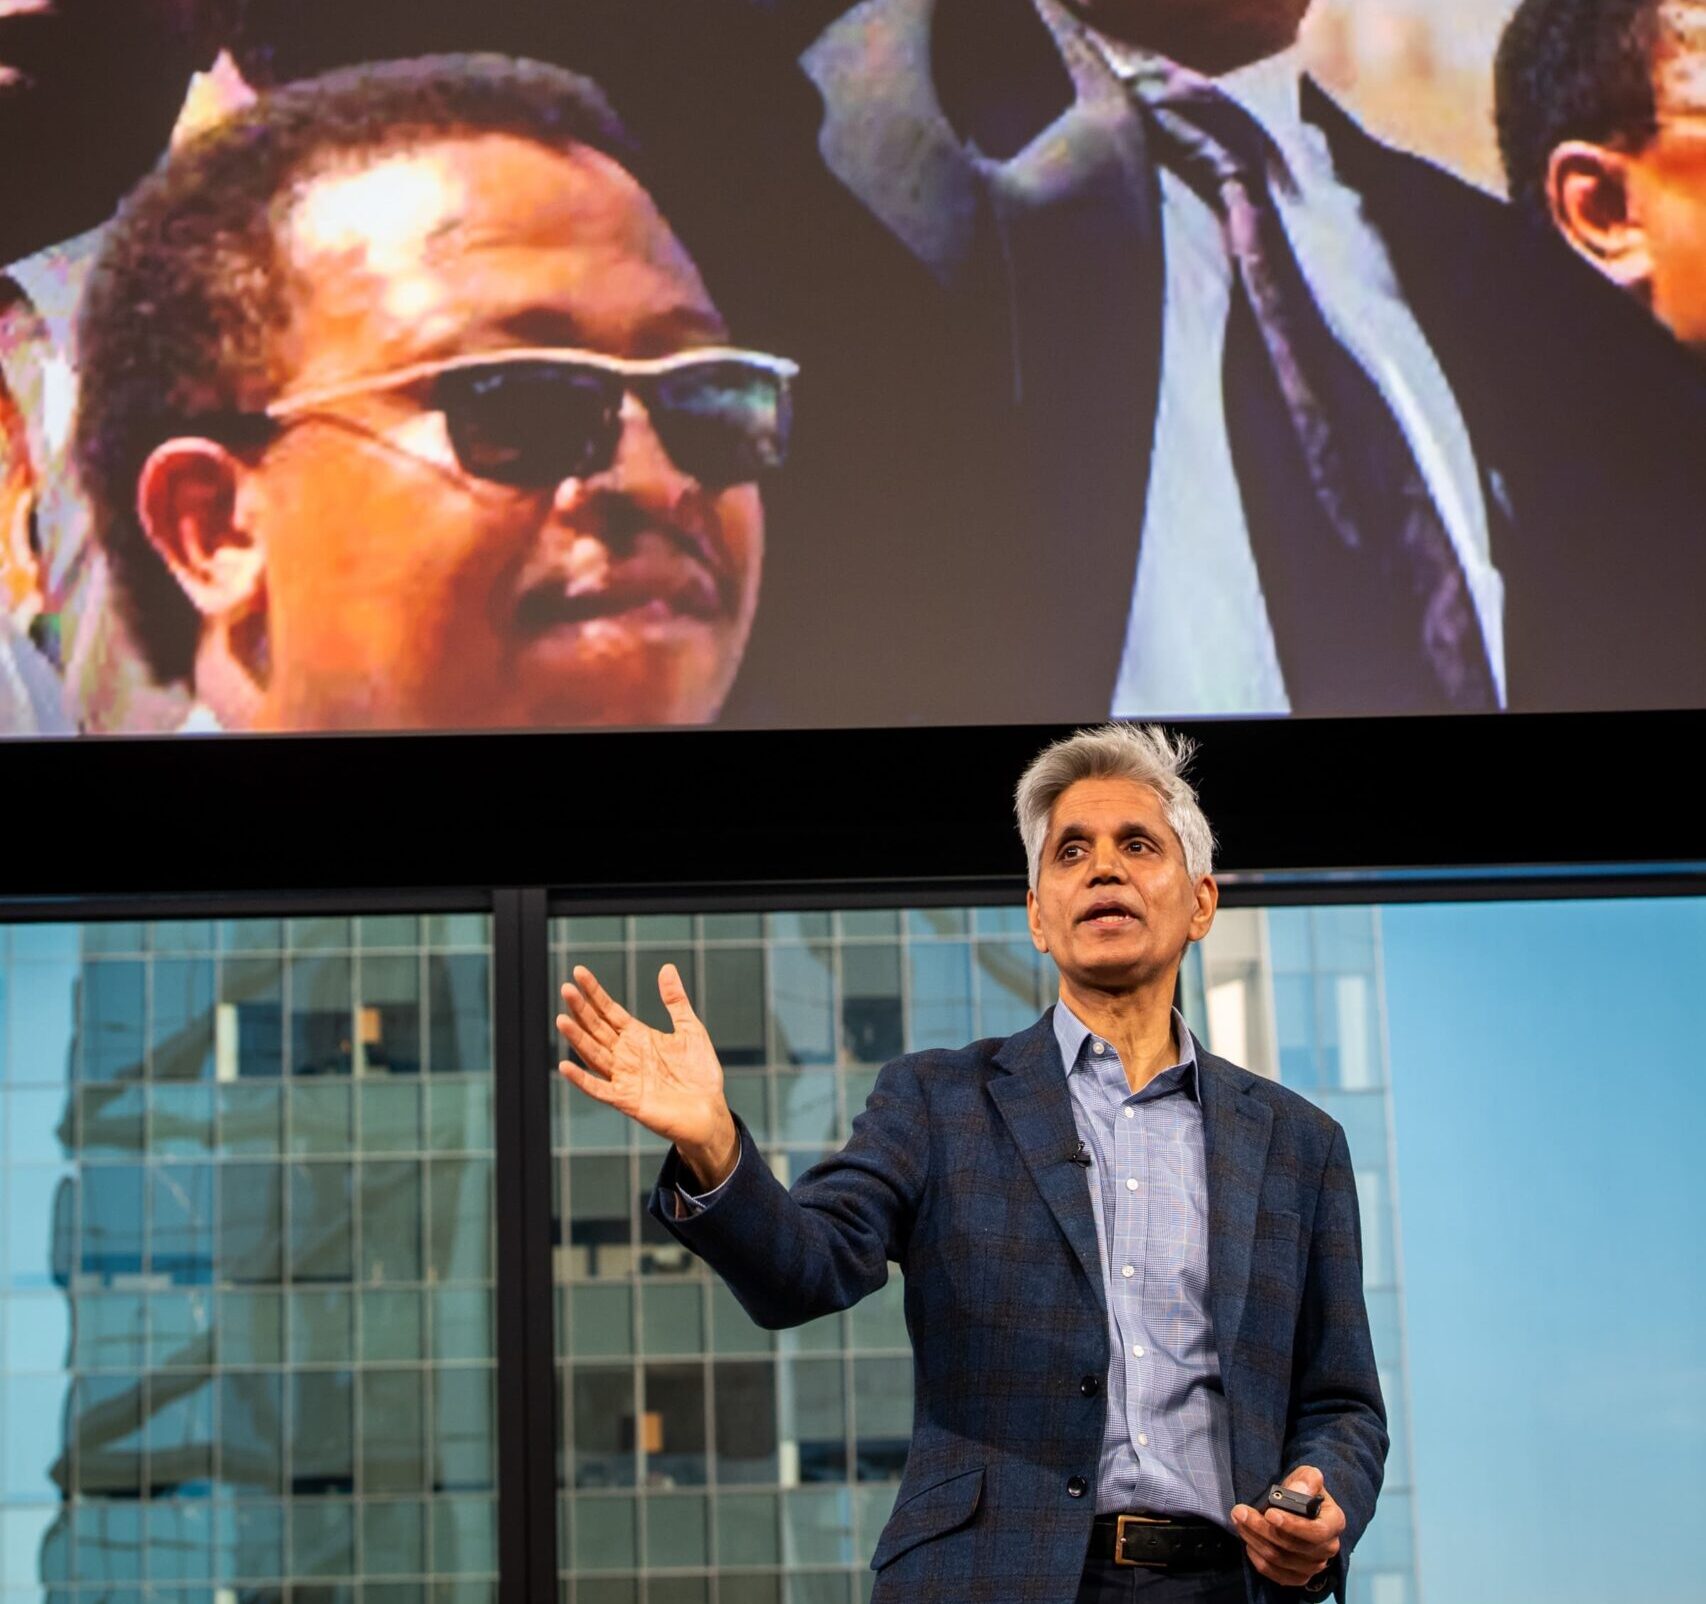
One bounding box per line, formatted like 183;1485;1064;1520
1078;901;1140;928
513;549;726;636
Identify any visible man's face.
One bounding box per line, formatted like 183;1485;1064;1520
1025;777;1215;995
1629;4;1706;349
244;133;763;731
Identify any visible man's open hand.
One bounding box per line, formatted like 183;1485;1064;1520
556;963;738;1188
1230;1465;1344;1590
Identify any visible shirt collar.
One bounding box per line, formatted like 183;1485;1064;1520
1081;28;1317;178
1051;999;1199;1099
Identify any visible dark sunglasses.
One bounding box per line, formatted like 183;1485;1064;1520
266;346;798;489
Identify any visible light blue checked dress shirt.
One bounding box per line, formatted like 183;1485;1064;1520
1053;1002;1237;1526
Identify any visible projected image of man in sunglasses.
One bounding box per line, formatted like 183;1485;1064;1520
73;54;792;733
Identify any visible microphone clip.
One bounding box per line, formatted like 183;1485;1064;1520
1070;1141;1093;1168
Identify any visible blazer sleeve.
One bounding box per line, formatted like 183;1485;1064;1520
1274;1121;1390;1604
646;1051;930;1330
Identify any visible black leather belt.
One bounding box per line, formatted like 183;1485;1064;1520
1087;1514;1242;1572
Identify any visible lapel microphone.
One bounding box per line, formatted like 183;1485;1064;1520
1070;1141;1093;1167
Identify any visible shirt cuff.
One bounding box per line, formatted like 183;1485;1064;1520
674;1147;741;1216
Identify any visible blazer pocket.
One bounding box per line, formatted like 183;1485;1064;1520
870;1465;985;1571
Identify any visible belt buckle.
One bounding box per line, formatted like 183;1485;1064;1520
1113;1514;1169;1569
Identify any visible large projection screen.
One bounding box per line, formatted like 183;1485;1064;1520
3;0;1703;740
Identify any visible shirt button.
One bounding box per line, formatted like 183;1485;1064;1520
1067;1475;1088;1498
1121;1265;1134;1278
1126;1178;1139;1192
1132;1344;1143;1358
1093;1040;1106;1055
1138;1434;1149;1447
1122;1107;1135;1120
1079;1374;1101;1397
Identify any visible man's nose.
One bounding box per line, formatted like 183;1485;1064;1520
553;392;691;525
1087;841;1128;882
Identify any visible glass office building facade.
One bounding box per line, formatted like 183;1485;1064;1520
0;915;500;1601
0;903;1417;1601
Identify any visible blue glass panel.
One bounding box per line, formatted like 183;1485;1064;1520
770;946;834;1066
151;960;216;1081
81;963;145;1083
907;942;972;1052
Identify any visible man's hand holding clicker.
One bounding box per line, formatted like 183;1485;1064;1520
556;962;738;1190
1230;1465;1344;1591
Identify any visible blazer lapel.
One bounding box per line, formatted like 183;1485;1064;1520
1196;1043;1274;1369
803;0;988;283
988;1012;1104;1302
975;2;1166;714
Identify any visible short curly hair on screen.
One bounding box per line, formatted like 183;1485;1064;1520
1495;0;1665;230
1014;724;1215;889
74;53;647;686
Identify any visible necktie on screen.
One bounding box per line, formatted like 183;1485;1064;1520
1144;67;1497;714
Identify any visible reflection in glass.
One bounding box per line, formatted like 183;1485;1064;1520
644;1362;709;1487
785;1358;847;1485
570;1282;634;1358
642;1281;705;1357
151;958;216;1081
574;1367;637;1488
770;946;834;1066
0;914;497;1595
975;940;1049;1038
907;941;972;1050
713;1362;779;1485
703;947;767;1067
80;961;145;1083
840;945;902;1065
573;1492;637;1571
852;1357;911;1481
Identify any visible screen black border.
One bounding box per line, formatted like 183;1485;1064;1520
4;708;1702;901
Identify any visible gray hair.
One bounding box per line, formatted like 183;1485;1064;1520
1014;724;1215;887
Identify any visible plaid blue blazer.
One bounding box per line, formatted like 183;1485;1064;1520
650;1011;1387;1603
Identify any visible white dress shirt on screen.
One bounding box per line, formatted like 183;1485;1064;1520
1085;38;1508;717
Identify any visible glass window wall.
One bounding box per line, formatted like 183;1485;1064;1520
4;891;1697;1604
0;914;499;1601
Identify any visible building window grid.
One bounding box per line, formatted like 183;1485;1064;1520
549;910;1051;1600
0;917;500;1597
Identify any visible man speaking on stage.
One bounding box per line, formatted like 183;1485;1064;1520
557;725;1386;1602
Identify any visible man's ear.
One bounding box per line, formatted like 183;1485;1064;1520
1187;874;1220;944
137;438;265;614
1026;886;1048;955
1547;140;1655;295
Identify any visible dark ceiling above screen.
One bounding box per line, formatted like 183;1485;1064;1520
2;0;1705;744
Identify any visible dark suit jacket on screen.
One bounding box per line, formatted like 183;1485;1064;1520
726;0;1706;727
649;1013;1388;1604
